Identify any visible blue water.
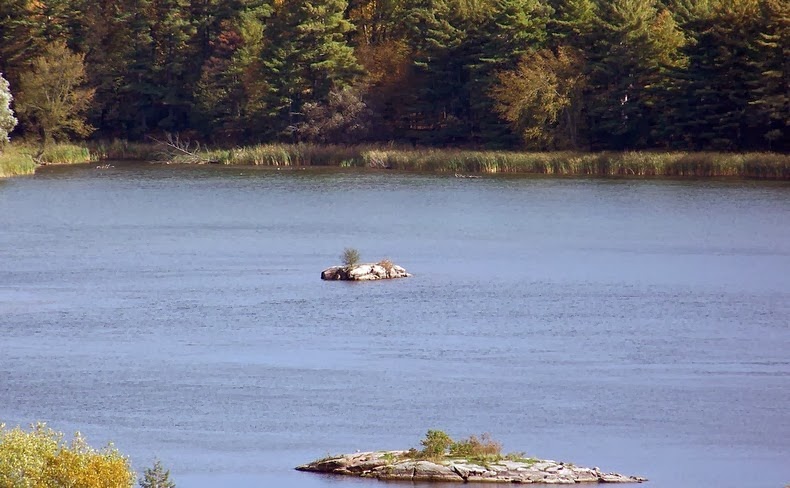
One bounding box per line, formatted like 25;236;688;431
1;163;788;487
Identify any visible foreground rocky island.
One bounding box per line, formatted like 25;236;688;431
321;262;411;281
298;432;645;484
296;450;646;484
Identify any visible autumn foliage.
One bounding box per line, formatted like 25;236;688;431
0;423;135;488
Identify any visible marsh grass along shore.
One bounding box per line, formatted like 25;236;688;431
1;141;788;179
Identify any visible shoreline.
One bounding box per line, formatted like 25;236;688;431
2;142;789;179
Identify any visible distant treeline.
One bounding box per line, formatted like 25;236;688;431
0;0;787;151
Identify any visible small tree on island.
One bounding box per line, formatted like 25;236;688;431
341;247;361;268
419;430;454;460
0;72;17;151
139;460;175;488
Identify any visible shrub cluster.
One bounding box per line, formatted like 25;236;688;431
0;423;135;488
413;430;504;462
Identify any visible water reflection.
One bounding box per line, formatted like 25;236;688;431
1;165;788;487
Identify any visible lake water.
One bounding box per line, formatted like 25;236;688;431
1;163;788;488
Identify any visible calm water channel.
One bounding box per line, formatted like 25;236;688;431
1;163;788;488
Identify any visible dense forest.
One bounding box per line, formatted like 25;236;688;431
0;0;787;151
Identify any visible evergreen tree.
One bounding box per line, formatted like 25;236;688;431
665;0;762;150
261;0;362;139
465;0;550;145
547;0;596;47
402;0;466;143
193;2;273;141
139;460;176;488
584;0;685;149
749;0;789;151
77;0;138;137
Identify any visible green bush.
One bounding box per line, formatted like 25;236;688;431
449;433;502;460
419;430;454;460
341;247;361;268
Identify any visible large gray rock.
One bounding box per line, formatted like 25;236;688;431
296;451;647;484
321;263;411;281
413;461;463;482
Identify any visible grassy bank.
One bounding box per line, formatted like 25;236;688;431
0;146;36;177
189;145;789;179
0;143;96;177
3;140;789;179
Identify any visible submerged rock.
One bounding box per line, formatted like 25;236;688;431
296;451;647;484
321;263;411;281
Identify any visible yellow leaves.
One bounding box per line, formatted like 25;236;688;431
355;40;411;86
490;46;586;148
15;40;95;144
0;423;135;488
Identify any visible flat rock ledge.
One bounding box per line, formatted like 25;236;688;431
296;451;647;484
321;263;411;281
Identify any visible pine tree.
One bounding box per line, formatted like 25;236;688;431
139;460;176;488
261;0;362;139
465;0;550;145
547;0;596;47
402;0;466;143
665;0;762;150
749;0;789;151
193;2;273;141
584;0;685;149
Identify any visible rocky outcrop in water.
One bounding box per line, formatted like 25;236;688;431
296;451;647;484
321;263;411;281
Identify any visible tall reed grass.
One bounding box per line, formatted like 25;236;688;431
0;146;36;177
88;139;162;161
4;139;788;179
1;142;96;177
39;143;95;164
361;149;790;178
190;143;367;167
183;144;790;179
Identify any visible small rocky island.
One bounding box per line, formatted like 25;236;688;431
321;262;411;281
296;450;646;484
321;249;411;281
297;431;647;484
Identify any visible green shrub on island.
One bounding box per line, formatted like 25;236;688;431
0;422;136;487
449;432;503;460
406;430;536;465
341;247;361;269
418;430;454;460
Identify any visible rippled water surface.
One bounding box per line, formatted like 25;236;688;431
1;163;788;487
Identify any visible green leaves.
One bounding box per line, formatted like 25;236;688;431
16;41;95;151
0;73;17;146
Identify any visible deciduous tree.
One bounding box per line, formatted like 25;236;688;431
16;41;95;154
491;46;586;148
0;73;17;148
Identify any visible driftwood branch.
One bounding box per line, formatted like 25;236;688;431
146;133;218;164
